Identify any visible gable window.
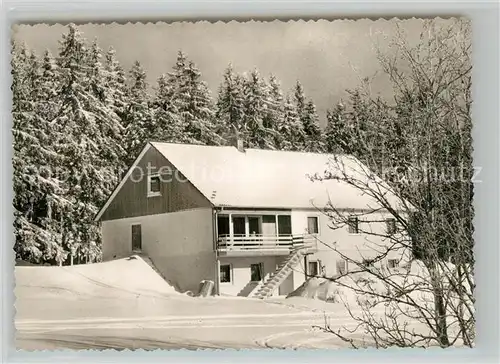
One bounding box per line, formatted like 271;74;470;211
347;216;359;234
307;216;319;234
220;264;232;283
131;224;142;252
250;263;264;282
147;174;161;197
308;260;320;277
386;218;397;235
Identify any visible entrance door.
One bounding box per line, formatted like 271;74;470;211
262;215;277;236
250;263;264;282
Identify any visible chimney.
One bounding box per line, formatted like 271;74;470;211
230;125;245;153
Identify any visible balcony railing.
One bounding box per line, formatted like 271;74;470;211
217;234;317;253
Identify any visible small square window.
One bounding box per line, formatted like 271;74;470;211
386;218;397;235
220;264;232;283
147;174;161;197
362;259;374;267
347;216;359;234
307;216;319;234
388;259;399;269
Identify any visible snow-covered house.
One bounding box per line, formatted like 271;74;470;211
95;141;408;297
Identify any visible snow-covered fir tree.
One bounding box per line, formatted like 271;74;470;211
215;64;246;143
151;73;185;143
302;100;325;152
124;61;155;162
12;44;49;263
104;46;128;123
324;101;352;154
261;74;284;150
52;25;124;264
165;51;221;145
242;69;274;149
292;80;325;152
276;95;306;151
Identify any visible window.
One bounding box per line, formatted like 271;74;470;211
308;261;320;276
386;218;397;235
250;263;263;282
362;259;375;271
217;215;230;236
387;259;399;269
347;216;359;234
147;174;161;197
131;224;142;251
220;264;232;283
278;215;292;236
307;216;319;234
336;259;347;275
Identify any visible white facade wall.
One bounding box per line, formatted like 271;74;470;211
217;254;308;297
102;208;215;293
218;256;281;296
292;209;409;278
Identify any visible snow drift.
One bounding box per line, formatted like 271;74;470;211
287;260;474;312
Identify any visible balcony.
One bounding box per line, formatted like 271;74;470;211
216;234;318;257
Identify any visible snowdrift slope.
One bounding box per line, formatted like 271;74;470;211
15;256;306;321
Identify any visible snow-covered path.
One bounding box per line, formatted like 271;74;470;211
17;312;362;350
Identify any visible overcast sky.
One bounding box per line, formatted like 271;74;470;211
13;19;434;124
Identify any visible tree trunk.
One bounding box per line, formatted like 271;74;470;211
430;269;450;347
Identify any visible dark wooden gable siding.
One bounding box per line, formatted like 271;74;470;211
100;146;212;221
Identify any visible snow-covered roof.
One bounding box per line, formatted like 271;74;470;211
146;142;405;211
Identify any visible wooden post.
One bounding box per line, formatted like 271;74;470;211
229;213;233;244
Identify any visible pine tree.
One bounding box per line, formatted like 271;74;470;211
86;39;125;201
302;100;325;152
165;51;221;145
151;73;185;143
276;96;305;151
104;46;127;122
242;69;273;149
215;64;246;143
12;43;43;262
12;44;68;264
262;74;284;150
292;80;324;152
124;61;155;160
293;81;307;122
52;24;125;264
325;101;352;154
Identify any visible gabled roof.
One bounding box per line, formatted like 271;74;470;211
95;142;407;221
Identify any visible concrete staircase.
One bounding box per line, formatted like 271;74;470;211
251;248;305;299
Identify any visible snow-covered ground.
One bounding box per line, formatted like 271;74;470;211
16;256;369;350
